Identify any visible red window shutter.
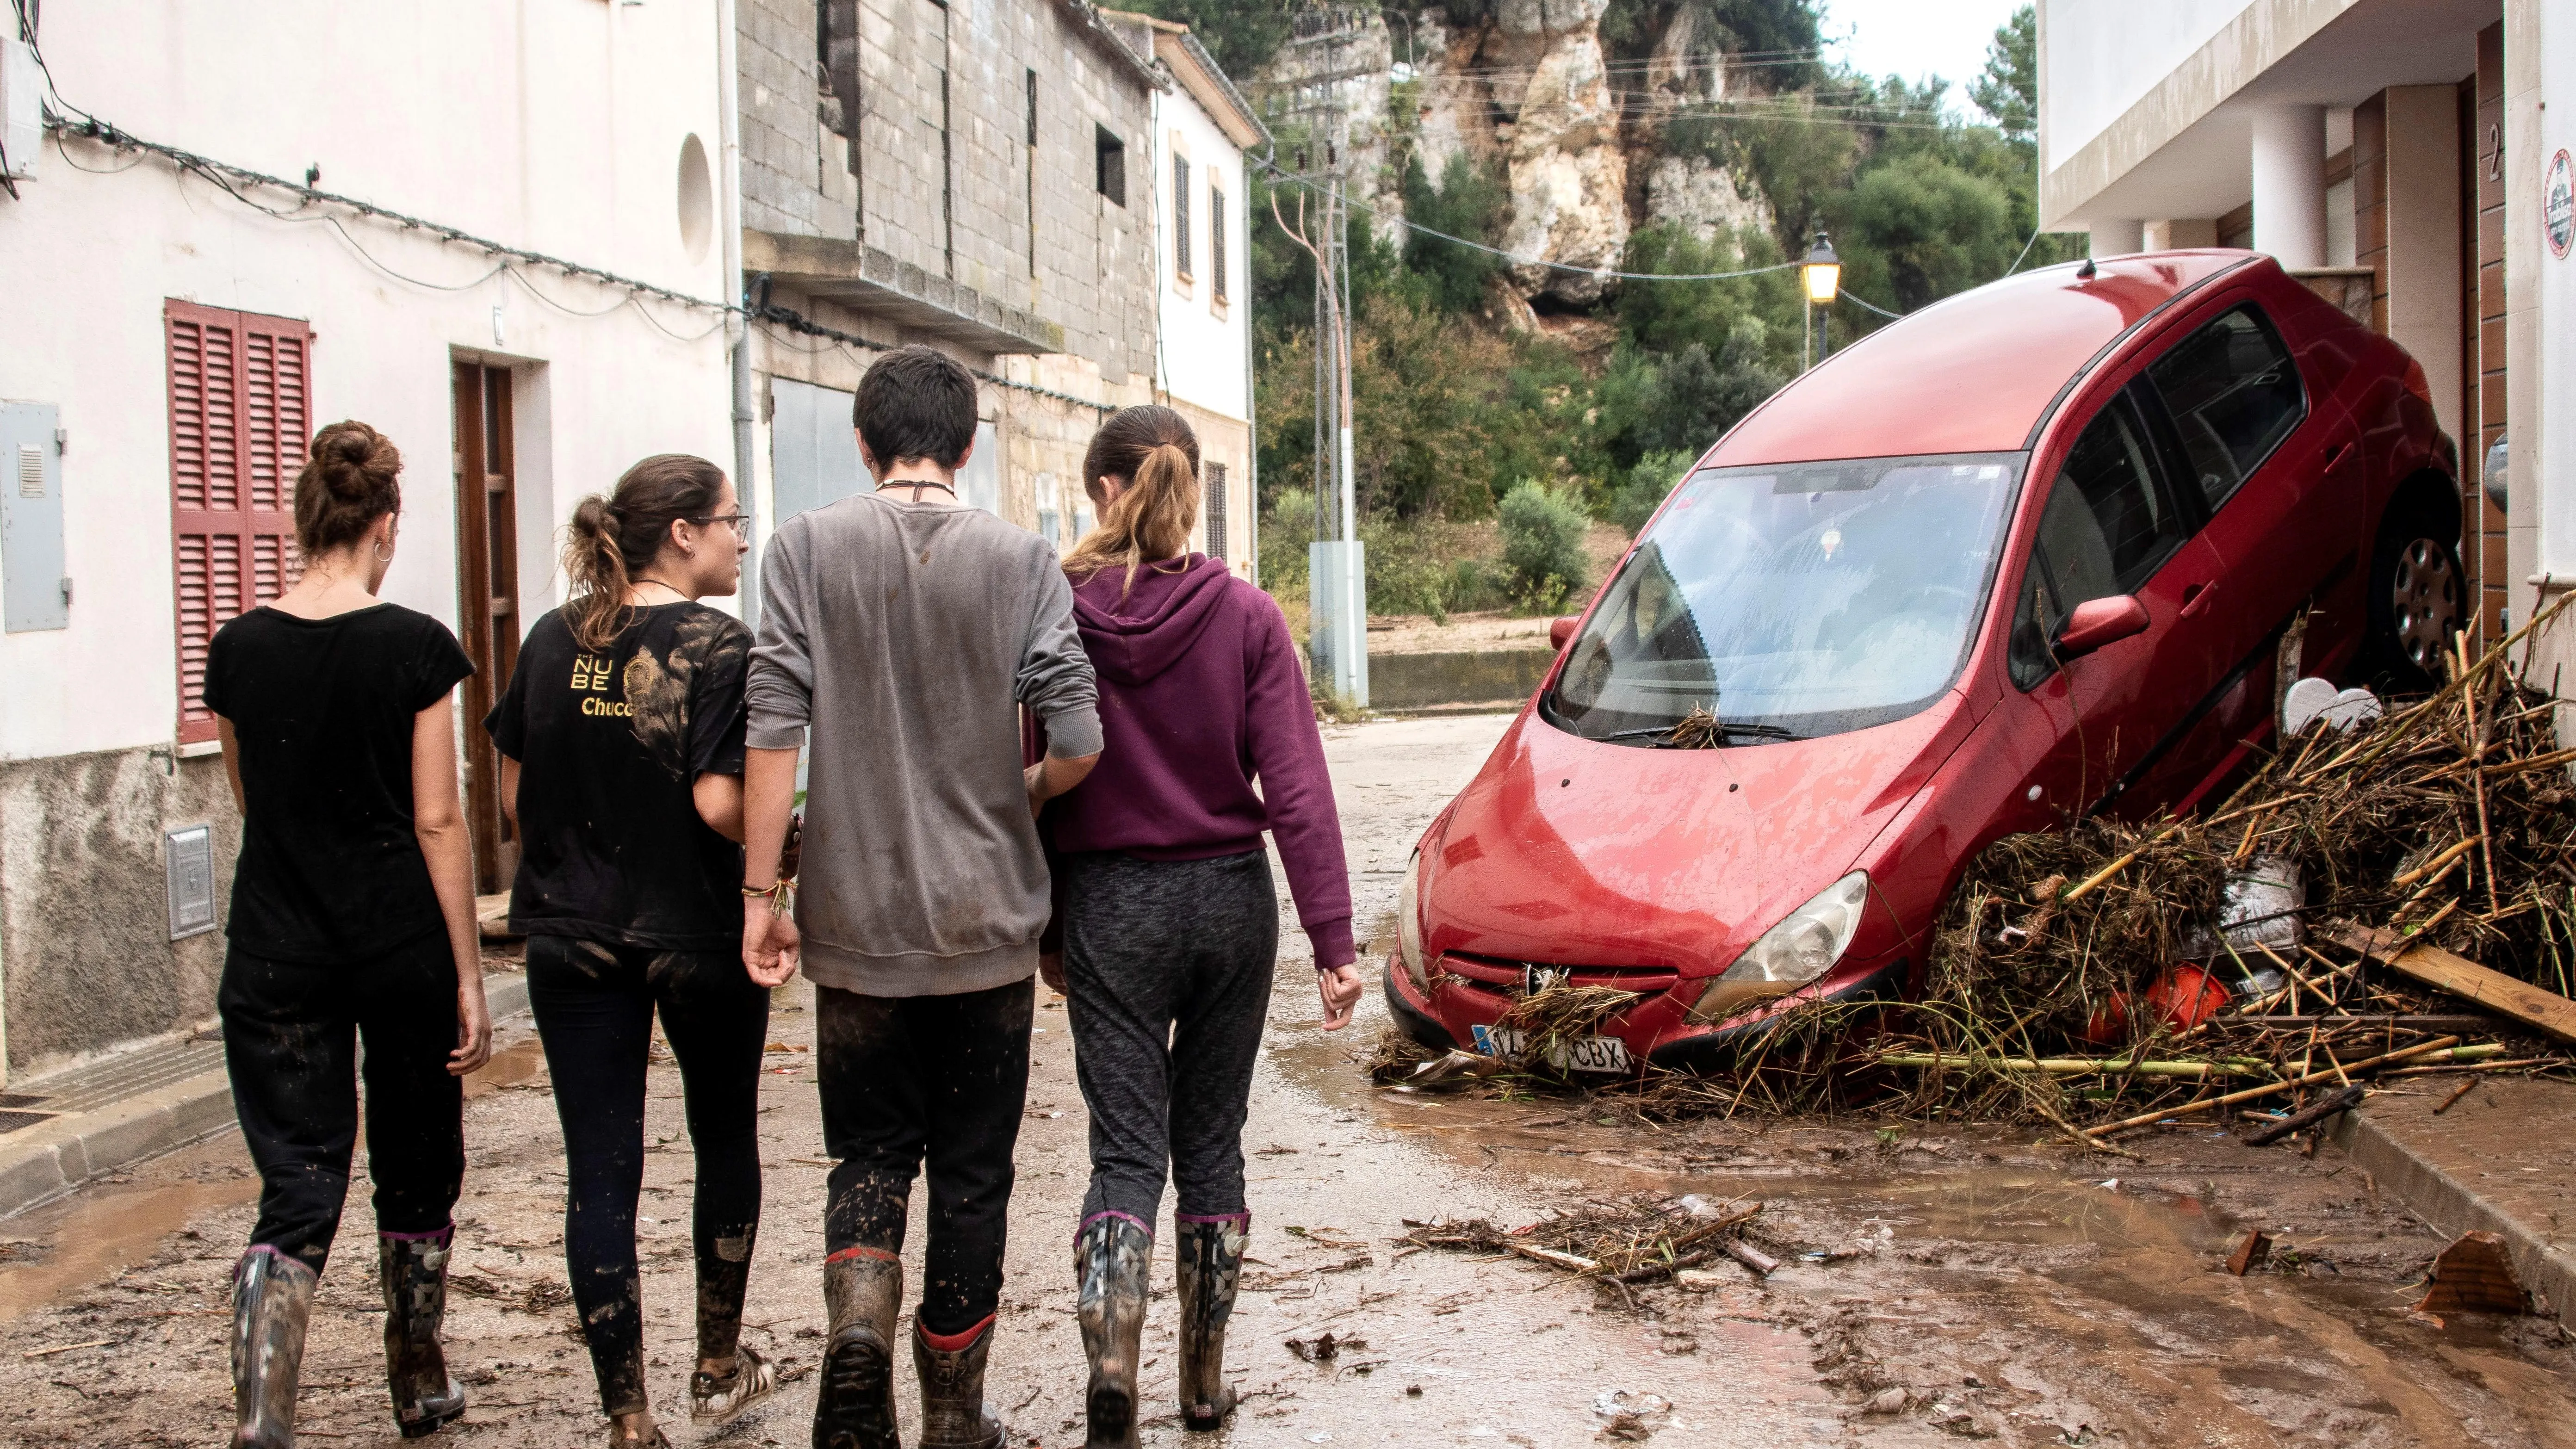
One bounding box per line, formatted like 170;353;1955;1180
168;300;312;743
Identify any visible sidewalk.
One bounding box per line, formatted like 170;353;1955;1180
2329;1073;2576;1326
0;967;529;1220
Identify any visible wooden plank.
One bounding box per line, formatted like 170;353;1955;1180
2328;926;2576;1046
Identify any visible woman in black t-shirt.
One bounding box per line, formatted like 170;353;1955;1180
204;421;489;1449
484;454;772;1448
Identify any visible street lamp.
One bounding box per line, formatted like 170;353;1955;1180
1800;231;1840;372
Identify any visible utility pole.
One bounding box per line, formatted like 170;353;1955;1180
1266;6;1370;709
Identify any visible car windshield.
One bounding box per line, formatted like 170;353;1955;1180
1544;452;2025;744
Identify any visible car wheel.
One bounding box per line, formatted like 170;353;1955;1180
2366;505;2465;689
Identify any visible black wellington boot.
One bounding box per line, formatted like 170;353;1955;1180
1075;1215;1152;1449
380;1230;469;1437
912;1317;1006;1449
811;1250;902;1449
1174;1216;1247;1431
231;1245;318;1449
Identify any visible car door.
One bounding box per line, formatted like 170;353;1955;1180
2002;382;2237;822
2124;300;2358;807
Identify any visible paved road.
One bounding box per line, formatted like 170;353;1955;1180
1;712;2571;1448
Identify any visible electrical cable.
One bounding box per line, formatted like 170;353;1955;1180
1839;290;1903;321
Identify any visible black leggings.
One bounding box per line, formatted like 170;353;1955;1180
1060;851;1276;1231
526;936;771;1418
815;978;1032;1337
219;933;466;1275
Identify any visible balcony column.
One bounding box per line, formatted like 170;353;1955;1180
2087;218;2144;258
2251;104;2328;268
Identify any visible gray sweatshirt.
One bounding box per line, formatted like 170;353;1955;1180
746;492;1102;997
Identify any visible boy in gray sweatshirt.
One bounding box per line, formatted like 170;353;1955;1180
739;346;1101;1449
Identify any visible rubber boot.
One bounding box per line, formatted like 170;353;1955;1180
811;1249;903;1449
1174;1216;1247;1431
911;1317;1006;1449
380;1229;468;1437
1075;1214;1152;1449
231;1245;317;1449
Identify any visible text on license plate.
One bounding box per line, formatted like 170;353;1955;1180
1470;1024;1633;1074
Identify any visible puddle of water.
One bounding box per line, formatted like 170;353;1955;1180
463;1033;549;1099
0;1140;256;1322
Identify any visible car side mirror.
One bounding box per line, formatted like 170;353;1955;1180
2052;595;2150;661
1550;616;1580;650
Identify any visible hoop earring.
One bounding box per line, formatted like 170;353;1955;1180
373;541;392;562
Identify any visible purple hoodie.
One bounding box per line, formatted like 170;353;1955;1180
1039;555;1355;967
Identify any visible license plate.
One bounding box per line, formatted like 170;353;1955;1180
1470;1024;1634;1075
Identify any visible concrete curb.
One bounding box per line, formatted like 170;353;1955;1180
2328;1083;2576;1328
0;972;529;1221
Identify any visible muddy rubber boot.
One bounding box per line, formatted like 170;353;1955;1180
231;1245;318;1449
380;1230;468;1437
1173;1216;1247;1431
911;1317;1006;1449
1075;1214;1152;1449
811;1250;902;1449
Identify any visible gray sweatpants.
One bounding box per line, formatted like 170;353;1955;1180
1060;849;1278;1234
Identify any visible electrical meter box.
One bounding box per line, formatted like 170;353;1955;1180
1;35;38;183
1;402;68;631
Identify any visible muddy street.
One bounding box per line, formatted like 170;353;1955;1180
0;713;2570;1448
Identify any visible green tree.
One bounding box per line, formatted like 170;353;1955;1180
1119;0;1295;80
1970;5;2037;140
1400;151;1512;316
1498;480;1591;612
1830;152;2017;312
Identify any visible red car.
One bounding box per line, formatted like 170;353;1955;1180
1386;251;2464;1073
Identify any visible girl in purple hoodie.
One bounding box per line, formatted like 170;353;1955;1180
1037;405;1360;1447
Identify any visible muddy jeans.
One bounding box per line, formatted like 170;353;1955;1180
815;977;1032;1335
219;931;466;1275
1060;850;1277;1230
525;936;771;1417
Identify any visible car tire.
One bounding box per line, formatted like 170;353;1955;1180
2365;500;2466;691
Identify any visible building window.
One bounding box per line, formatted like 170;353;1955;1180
1204;461;1228;561
1026;69;1040;277
1210;186;1228;304
1174;154;1193;280
1095;125;1125;207
166;300;312;743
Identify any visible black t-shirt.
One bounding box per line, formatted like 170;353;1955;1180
204;603;476;963
485;601;751;950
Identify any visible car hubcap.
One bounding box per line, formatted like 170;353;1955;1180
2390;537;2462;673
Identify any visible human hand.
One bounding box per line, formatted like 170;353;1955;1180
744;895;801;987
1316;963;1364;1030
1039;951;1068;994
449;980;493;1075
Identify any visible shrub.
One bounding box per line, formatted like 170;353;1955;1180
1609;450;1695;537
1498;480;1590;613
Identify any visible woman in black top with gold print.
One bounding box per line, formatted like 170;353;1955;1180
484;454;773;1449
206;421;489;1448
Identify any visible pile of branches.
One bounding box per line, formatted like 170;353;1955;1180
1374;609;2576;1130
1402;1193;1774;1298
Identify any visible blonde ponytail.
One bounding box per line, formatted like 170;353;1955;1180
1065;407;1202;600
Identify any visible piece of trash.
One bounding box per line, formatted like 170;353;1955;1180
1672;1269;1731;1290
2096;1179;2119;1190
1400;1050;1517;1088
1594;1389;1671;1439
2281;676;2380;736
2186;855;2305;967
1284;1332;1365;1363
2242;1083;2365;1146
1404;1384;1423;1397
1863;1387;1908;1414
1675;1194;1730;1218
2414;1230;2528;1316
2225;1228;2273;1276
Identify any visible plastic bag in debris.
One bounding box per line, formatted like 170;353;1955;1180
2184;854;2303;988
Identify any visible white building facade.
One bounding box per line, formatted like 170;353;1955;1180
2036;0;2576;700
1105;11;1268;577
0;1;735;1079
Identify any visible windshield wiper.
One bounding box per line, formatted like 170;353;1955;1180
1602;719;1804;745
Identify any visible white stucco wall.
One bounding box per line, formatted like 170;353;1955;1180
0;0;733;763
2040;0;2255;171
2529;1;2576;582
1149;87;1251;424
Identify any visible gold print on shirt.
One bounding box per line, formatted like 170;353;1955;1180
569;654;615;692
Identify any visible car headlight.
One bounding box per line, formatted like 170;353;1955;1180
1687;871;1870;1023
1397;849;1430;992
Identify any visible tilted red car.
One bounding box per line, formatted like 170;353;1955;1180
1386;251;2465;1073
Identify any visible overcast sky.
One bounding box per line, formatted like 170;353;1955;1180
1818;0;2029;117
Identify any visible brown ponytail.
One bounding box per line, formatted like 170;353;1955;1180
293;421;402;558
1064;405;1201;600
562;453;728;650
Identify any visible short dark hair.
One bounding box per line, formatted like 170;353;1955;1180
853;345;978;469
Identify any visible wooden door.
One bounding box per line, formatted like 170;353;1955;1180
451;362;520;894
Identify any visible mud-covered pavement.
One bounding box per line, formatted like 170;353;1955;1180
1;713;2571;1447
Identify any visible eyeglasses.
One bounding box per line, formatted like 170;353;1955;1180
692;513;752;532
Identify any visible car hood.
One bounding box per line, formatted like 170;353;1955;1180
1421;692;1979;976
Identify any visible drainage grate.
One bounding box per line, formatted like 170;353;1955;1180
0;1110;57;1135
0;1093;48;1109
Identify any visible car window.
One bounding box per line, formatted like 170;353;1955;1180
2145;305;2305;512
2009;390;2185;689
